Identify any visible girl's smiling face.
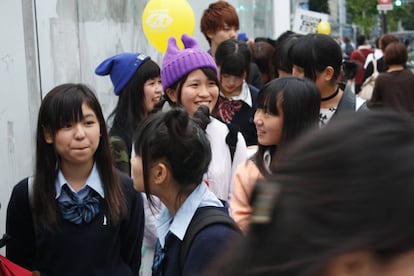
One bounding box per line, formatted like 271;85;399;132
177;69;219;116
254;102;284;146
143;76;163;113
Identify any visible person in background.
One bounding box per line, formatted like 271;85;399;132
213;38;259;147
290;33;366;127
207;111;414;276
131;107;241;276
95;53;162;175
273;31;302;78
230;77;320;234
200;0;263;89
368;42;414;116
349;34;373;93
250;40;276;84
6;83;144;276
340;59;360;94
363;34;399;83
341;35;354;60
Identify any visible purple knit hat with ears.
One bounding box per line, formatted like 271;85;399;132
161;34;218;91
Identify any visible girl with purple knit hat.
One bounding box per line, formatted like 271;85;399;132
159;33;248;204
134;34;246;275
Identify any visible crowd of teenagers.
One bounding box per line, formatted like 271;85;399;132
3;1;414;276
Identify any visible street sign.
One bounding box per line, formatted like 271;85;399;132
377;4;394;10
378;0;392;4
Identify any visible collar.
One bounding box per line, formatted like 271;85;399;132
156;183;223;248
55;163;105;199
358;45;372;50
263;149;272;174
219;81;252;107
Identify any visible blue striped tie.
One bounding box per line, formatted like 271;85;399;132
59;185;100;224
152;239;165;276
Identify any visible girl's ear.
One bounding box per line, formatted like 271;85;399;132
323;66;335;81
44;129;54;144
165;88;178;103
151;161;170;186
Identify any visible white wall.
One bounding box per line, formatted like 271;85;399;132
0;0;277;254
0;0;38;254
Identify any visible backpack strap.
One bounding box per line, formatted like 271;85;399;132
225;123;239;162
27;177;39;236
179;207;240;270
28;176;34;209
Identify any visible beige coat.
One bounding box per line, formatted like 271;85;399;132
230;159;263;234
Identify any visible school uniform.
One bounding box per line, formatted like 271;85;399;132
215;81;259;146
205;117;248;202
152;183;241;276
6;165;144;276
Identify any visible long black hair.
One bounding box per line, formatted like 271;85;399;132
252;77;320;175
34;83;126;231
108;59;160;150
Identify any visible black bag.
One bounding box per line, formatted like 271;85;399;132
179;207;241;269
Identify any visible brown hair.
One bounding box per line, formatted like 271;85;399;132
384;42;408;67
379;34;399;51
200;1;239;45
250;41;276;84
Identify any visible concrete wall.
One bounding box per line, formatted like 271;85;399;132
0;0;276;253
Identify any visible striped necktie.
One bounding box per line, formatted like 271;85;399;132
216;96;244;123
59;185;100;224
152;232;173;276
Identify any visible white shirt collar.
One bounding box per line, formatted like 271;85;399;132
156;183;223;248
55;163;105;198
219;81;253;107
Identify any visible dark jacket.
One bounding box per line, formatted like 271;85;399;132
6;172;144;276
154;207;241;276
230;84;259;146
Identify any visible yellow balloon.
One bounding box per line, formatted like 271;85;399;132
142;0;195;53
317;21;331;35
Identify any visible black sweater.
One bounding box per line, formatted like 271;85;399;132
6;172;144;276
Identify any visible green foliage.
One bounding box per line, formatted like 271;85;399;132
400;4;414;30
347;0;413;36
346;0;378;36
309;0;330;14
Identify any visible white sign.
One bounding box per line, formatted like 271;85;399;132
292;9;329;35
377;4;393;11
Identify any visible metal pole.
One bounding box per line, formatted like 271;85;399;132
382;10;388;34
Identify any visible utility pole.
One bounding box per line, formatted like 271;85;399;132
377;0;393;34
382;11;388;34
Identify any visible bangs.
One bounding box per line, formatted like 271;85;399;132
139;59;161;82
220;57;247;77
222;13;239;29
52;88;85;129
257;86;282;116
289;40;312;71
44;85;98;131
